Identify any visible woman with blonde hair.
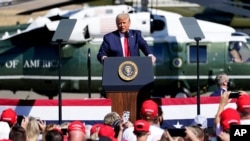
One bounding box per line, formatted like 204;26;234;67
26;116;46;141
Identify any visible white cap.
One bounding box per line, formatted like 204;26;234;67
191;115;208;129
0;121;10;139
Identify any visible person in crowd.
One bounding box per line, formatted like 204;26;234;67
0;108;17;128
104;112;121;127
214;91;241;141
191;115;209;141
98;125;117;141
85;124;93;139
89;123;104;140
185;126;205;141
103;111;122;139
122;100;164;141
26;116;46;141
154;107;164;128
217;108;240;141
191;115;207;130
103;111;133;140
236;94;250;124
0;108;18;140
159;126;205;141
59;122;71;141
67;121;86;141
228;42;243;63
45;128;64;141
41;123;69;141
133;119;150;141
159;129;184;141
42;124;59;141
0;121;11;140
9;126;28;141
16;115;29;133
97;13;156;64
210;73;230;97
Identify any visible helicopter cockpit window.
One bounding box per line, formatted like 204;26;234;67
188;45;207;63
228;41;250;63
150;15;165;33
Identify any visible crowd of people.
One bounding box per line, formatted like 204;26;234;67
0;90;249;141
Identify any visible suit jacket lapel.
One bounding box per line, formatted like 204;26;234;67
114;30;123;56
127;30;134;56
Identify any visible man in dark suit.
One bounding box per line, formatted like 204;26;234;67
210;73;230;97
97;13;156;64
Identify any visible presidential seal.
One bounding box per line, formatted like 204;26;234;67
118;61;138;81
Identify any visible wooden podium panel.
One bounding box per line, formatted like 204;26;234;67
106;91;150;123
107;92;138;123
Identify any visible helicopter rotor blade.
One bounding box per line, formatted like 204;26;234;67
17;0;96;15
223;1;250;8
182;0;250;17
210;3;250;17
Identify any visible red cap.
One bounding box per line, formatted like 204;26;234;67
90;123;104;135
236;94;250;112
68;121;85;133
140;100;158;118
98;125;117;141
0;108;17;125
134;120;150;132
220;108;240;131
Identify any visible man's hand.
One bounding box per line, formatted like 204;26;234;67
101;56;107;64
220;91;231;106
148;54;156;64
218;131;230;141
21;116;29;130
37;119;46;133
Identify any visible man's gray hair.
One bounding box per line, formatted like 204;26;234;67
216;73;229;86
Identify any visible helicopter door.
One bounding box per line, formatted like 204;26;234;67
226;41;250;90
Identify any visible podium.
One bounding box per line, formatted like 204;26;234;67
102;57;154;123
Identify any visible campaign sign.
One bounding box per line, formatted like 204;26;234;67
230;125;250;141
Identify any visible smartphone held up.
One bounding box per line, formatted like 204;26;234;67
229;92;240;98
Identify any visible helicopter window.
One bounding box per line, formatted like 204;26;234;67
105;9;113;14
228;41;250;63
150;15;165;33
246;38;250;44
189;45;207;63
231;32;249;37
149;43;166;64
151;20;165;31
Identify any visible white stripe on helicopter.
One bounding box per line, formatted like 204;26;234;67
0;75;249;80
